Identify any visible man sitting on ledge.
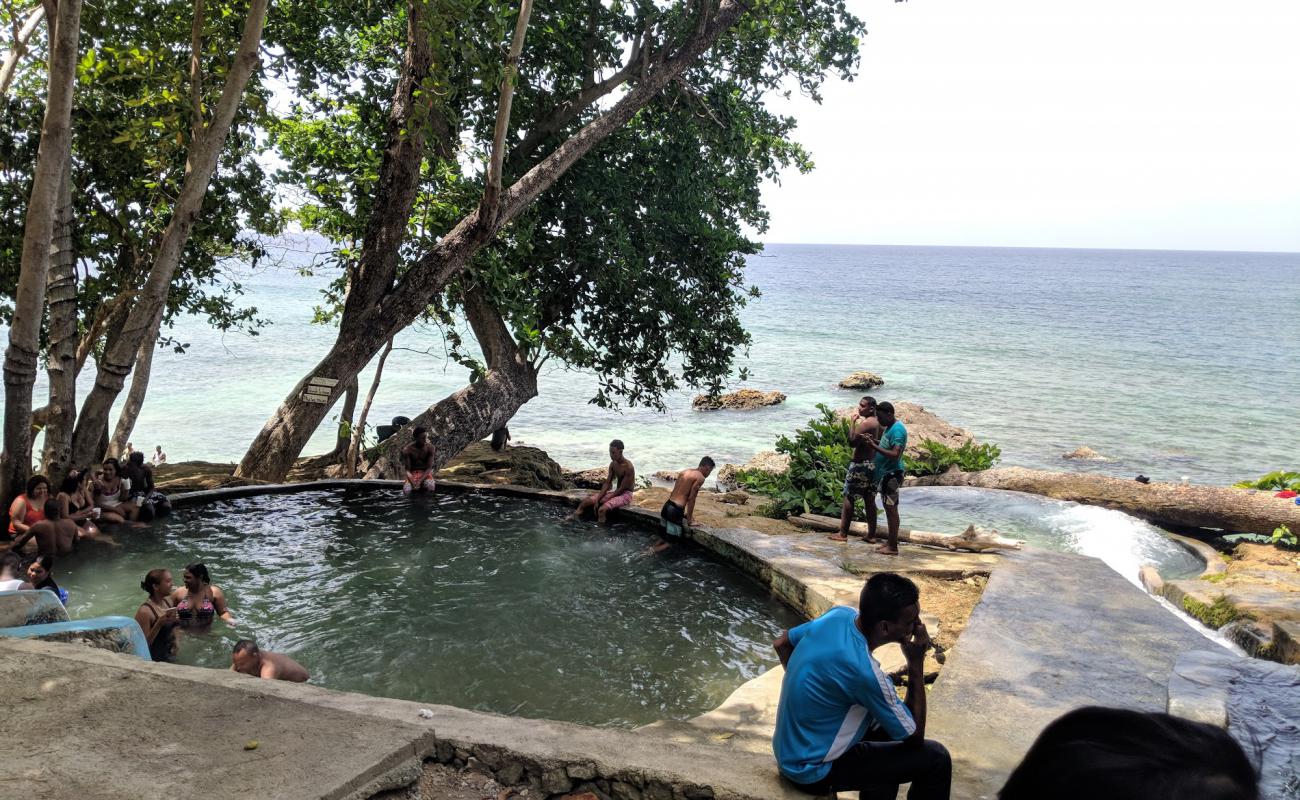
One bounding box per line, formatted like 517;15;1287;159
772;572;950;799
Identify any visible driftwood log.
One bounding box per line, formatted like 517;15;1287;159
790;514;1024;552
907;467;1300;536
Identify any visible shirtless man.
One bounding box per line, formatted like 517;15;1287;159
401;427;437;495
651;457;715;552
10;500;77;555
231;640;310;682
830;396;880;543
567;439;636;524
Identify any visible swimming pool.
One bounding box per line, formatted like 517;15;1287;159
55;489;800;727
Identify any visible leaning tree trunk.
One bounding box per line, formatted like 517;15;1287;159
108;325;161;458
909;467;1300;536
344;339;393;478
1;0;81;523
40;164;78;485
237;0;751;483
327;377;359;460
68;0;269;469
365;293;536;479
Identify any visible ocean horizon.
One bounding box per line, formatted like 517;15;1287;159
6;242;1299;487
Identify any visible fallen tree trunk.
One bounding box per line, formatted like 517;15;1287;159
790;513;1023;553
908;467;1300;536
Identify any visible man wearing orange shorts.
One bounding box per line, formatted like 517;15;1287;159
401;427;437;495
566;439;636;524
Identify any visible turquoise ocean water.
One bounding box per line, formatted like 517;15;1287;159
9;244;1300;486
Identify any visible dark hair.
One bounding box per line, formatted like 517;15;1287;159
129;451;145;467
610;439;624;451
699;456;716;469
876;401;895;416
232;639;259;656
1;551;23;577
25;475;49;496
43;499;60;519
140;568;169;596
413;426;427;437
32;554;55;573
999;706;1258;800
184;562;211;585
858;572;919;628
58;471;82;495
861;396;877;407
103;458;120;472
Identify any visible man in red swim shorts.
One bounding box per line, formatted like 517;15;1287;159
566;439;636;524
401;427;437;496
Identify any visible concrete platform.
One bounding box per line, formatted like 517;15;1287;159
926;549;1220;800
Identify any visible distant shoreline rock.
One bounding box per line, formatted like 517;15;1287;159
692;389;786;412
838;371;884;391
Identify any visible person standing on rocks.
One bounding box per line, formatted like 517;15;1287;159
566;439;636;524
401;427;438;496
772;572;949;799
869;402;908;555
830;396;880;543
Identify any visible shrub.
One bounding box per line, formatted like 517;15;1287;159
1273;525;1298;549
904;440;1001;477
1233;471;1300;492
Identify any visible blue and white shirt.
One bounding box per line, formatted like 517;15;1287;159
772;606;916;784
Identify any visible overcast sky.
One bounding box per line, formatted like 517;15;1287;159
758;1;1300;252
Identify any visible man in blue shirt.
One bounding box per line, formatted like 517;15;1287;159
772;572;950;799
868;401;908;555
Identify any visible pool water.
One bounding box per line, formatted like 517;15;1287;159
900;487;1205;582
56;490;801;727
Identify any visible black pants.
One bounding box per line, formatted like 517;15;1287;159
794;736;951;800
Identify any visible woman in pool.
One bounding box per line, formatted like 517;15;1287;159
134;569;180;662
57;469;101;537
7;475;49;539
94;458;138;524
169;562;235;629
26;555;67;603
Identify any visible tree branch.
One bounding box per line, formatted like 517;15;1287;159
189;0;205;140
479;0;535;226
0;2;43;97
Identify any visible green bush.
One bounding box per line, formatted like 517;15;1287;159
736;404;853;518
904;440;1002;477
1233;470;1300;492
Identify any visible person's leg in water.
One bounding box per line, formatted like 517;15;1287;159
596;491;633;524
565;494;600;521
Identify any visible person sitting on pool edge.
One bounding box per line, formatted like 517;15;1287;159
772;572;950;799
231;640;310;682
566;439;636;524
651;456;715;552
401;426;437;496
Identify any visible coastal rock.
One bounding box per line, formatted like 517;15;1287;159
441;441;568;490
839;371;885;390
653;470;680;484
716;451;790;492
716;490;750;505
835;401;975;459
563;466;609;489
1063;446;1110;461
691;389;786;412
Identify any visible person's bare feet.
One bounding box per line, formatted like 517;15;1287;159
875;544;898;555
827;533;849;542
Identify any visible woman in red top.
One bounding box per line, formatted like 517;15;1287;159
7;475;49;538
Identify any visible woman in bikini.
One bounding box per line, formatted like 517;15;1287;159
7;475;49;540
169;562;235;630
57;469;101;538
134;569;180;662
94;458;139;524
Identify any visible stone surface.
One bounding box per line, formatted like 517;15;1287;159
565;467;610;490
834;401;976;459
715;452;790;492
927;549;1219;800
1062;446;1110;461
440;441;569;490
1167;650;1230;727
691;389;786;412
1276;620;1300;664
1167;648;1300;800
837;371;884;390
653;470;680;484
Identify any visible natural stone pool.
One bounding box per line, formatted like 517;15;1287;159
56;489;800;727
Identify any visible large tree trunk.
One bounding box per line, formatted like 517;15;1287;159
1;0;80;523
237;0;751;482
39;163;78;484
909;467;1300;536
327;376;359;459
364;293;537;479
344;339;393;478
69;0;269;468
108;323;160;458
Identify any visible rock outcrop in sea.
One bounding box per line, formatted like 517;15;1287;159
716;451;791;492
1063;446;1110;461
838;371;884;390
834;401;976;459
691;389;786;411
